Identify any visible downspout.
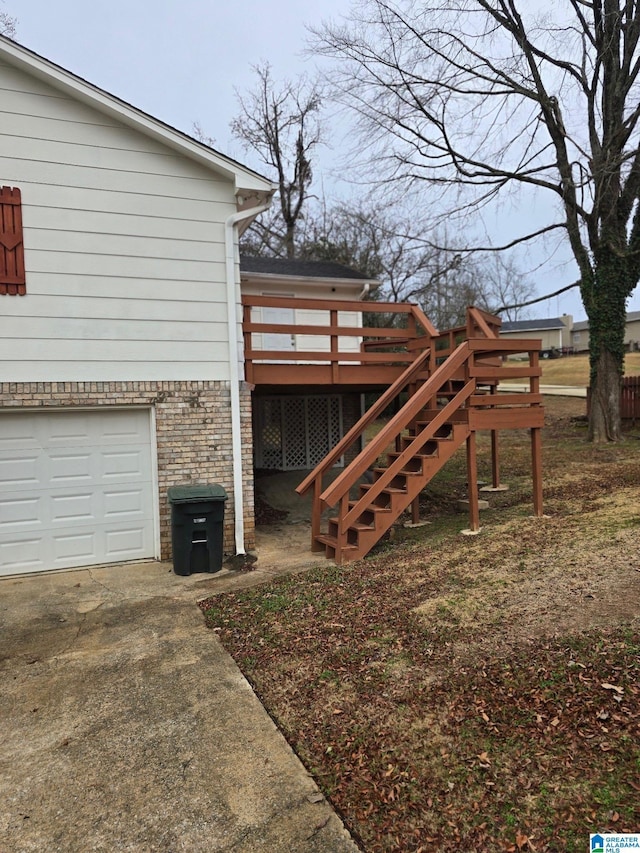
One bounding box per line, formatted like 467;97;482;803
224;200;271;554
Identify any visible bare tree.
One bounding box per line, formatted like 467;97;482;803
0;2;16;37
299;202;533;327
482;255;534;323
313;0;640;440
191;122;216;149
231;63;324;258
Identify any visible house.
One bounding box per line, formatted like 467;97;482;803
0;34;275;576
500;316;573;355
0;35;548;575
571;310;640;353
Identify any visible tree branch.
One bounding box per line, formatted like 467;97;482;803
496;280;581;314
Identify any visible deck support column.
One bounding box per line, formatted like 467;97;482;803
466;430;480;532
529;350;543;517
490;429;501;488
411;495;420;524
336;494;350;564
531;427;544;517
311;479;324;551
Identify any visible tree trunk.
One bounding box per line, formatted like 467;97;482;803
284;223;296;258
587;257;627;442
589;348;622;441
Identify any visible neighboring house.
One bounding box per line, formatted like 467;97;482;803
240;256;380;470
500;316;573;355
571;311;640;353
0;34;275;576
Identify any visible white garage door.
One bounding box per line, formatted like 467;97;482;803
0;409;156;576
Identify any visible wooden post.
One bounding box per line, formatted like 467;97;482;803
529;349;543;516
337;493;349;560
407;311;417;345
243;303;253;384
466;431;480;532
489;386;500;488
330;308;339;384
411;495;420;524
490;430;500;488
531;428;543;517
311;477;324;551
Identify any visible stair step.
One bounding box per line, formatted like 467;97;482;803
349;501;392;513
315;534;358;552
408;428;453;439
372;466;421;477
387;451;434;460
415;408;467;418
396;442;439;455
361;482;407;494
328;519;374;531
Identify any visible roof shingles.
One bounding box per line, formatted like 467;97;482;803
240;255;374;281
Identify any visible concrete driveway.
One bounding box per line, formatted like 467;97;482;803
0;560;358;853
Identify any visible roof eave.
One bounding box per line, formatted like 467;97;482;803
240;270;381;289
0;35;276;199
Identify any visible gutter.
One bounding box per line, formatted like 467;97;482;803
224;199;272;555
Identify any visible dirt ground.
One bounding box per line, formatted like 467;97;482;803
252;399;640;647
254;520;324;575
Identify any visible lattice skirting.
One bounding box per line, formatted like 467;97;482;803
254;394;346;470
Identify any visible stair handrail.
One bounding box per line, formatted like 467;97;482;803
340;380;475;532
466;306;501;339
319;341;473;510
409;303;439;338
295;345;432;498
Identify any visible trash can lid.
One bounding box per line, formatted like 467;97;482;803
168;484;228;503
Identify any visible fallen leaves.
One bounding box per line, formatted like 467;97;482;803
199;398;640;852
601;682;624;694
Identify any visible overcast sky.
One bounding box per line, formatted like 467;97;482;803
6;0;640;321
10;0;344;159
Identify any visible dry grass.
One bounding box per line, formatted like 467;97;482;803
201;397;640;852
505;351;640;386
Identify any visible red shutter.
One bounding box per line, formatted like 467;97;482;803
0;186;26;295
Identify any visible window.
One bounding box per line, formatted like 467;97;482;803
0;186;26;295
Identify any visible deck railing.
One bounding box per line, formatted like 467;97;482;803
242;295;437;383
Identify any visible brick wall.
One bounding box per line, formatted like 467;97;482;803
0;380;255;559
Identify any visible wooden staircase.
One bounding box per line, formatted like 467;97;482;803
296;308;545;566
317;419;470;562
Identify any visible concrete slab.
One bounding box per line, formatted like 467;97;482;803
0;561;358;853
457;498;490;511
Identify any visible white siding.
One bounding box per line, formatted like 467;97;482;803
242;278;365;356
0;58;237;382
625;319;640;348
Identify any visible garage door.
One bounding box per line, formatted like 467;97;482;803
0;409;156;576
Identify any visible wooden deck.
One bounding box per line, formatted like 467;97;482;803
243;297;545;564
242;295;437;390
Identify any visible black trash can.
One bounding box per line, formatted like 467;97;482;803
168;484;228;576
